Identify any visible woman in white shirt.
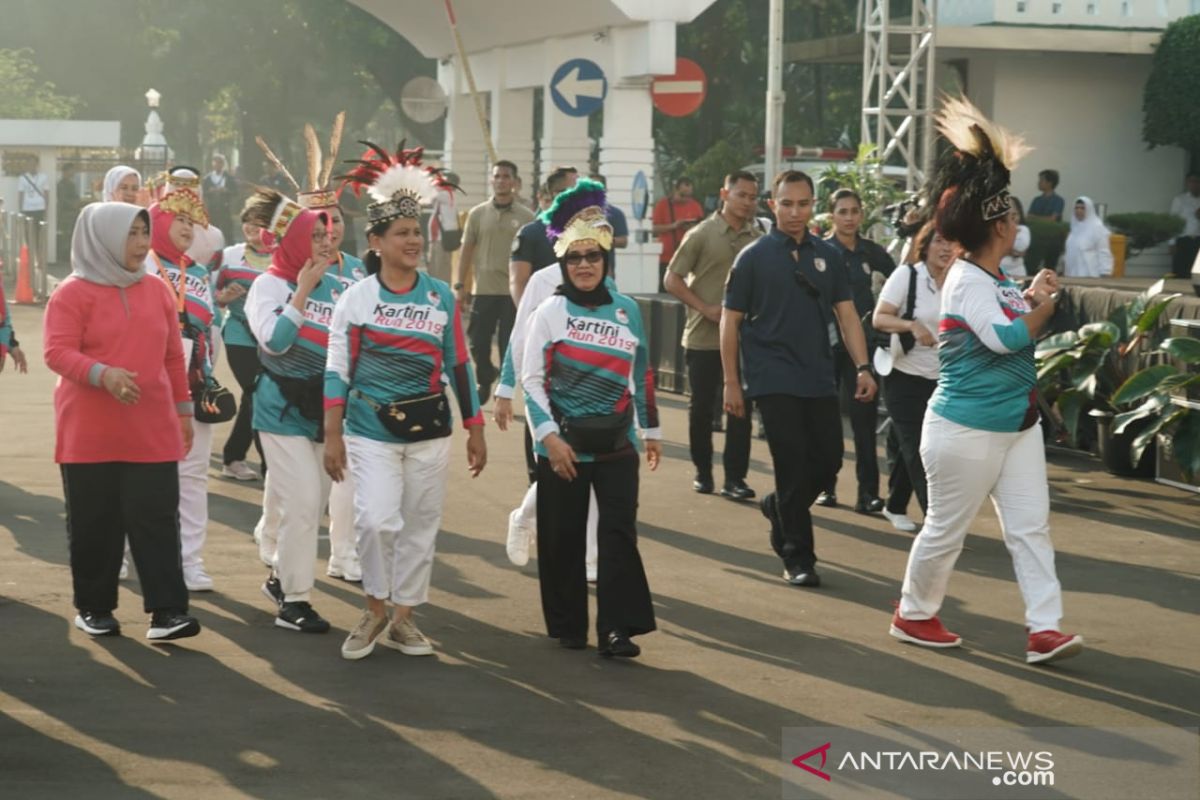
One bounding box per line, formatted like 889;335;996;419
1063;196;1113;278
872;222;957;531
1000;197;1030;279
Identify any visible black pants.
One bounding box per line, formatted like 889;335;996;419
883;370;937;515
468;295;515;400
523;422;537;485
61;462;189;615
685;349;750;483
535;454;656;641
1172;236;1200;279
222;343;265;467
757;395;843;571
884;421;914;514
827;348;879;500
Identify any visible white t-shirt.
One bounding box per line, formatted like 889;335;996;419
1000;225;1031;278
877;261;941;381
19;172;49;212
1170;191;1200;239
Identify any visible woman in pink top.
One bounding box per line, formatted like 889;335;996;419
43;201;201;643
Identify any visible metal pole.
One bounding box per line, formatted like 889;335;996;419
765;0;785;193
443;0;499;166
922;0;938;182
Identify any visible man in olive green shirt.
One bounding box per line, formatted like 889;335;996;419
456;160;536;400
664;171;764;499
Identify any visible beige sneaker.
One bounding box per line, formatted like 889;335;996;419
379;616;434;656
341;610;389;661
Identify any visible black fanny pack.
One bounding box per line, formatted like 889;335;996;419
263;369;325;440
356;390;452;442
553;405;634;455
193;379;237;424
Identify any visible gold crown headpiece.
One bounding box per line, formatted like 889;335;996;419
157;187;210;228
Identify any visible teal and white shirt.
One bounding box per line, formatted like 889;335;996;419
929;260;1037;433
324;271;483;443
326;251;367;292
521;291;661;460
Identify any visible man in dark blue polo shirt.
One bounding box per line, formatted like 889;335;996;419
721;171;878;587
819;188;897;513
510;166;577;305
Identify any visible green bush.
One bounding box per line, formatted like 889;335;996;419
1026;217;1069;270
1106;212;1185;257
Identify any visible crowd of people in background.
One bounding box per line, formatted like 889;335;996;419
26;97;1200;669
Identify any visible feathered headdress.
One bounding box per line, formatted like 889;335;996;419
297;112;345;209
541;178;612;257
337;140;458;228
240;187;304;243
928;95;1032;222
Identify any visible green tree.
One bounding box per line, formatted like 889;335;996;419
0;48;79;118
1142;15;1200;166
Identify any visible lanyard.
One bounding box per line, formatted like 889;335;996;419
149;251;188;328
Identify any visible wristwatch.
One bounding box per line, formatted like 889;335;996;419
856;363;874;376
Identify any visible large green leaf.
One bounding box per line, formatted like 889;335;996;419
1130;409;1181;466
1055;389;1085;447
1113;394;1169;435
1168;410;1200;481
1036;331;1080;355
1077;322;1120;349
1112;365;1181;406
1037;351;1077;383
1133;294;1183;334
1161;337;1200;364
1070;349;1107;392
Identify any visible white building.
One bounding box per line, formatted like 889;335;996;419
347;0;720;293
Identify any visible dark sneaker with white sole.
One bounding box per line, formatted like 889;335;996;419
261;575;283;607
598;630;640;658
75;611;120;637
276;601;331;633
147;611;200;641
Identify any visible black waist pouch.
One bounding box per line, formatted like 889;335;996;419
357;390;452;442
263;369;325;440
554;405;633;455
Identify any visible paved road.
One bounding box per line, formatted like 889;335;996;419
1;303;1196;799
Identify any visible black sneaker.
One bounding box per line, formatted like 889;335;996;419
276;601;331;633
147;611;200;641
74;611;120;637
854;496;885;514
261;575;283;607
815;491;838;508
783;567;821;588
598;630;641;658
692;473;714;494
720;480;757;501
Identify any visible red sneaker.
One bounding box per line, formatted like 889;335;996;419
1026;630;1083;665
889;610;962;648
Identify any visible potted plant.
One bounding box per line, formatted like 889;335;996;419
1036;280;1182;475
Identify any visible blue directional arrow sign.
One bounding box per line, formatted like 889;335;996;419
549;59;607;117
631;170;649;220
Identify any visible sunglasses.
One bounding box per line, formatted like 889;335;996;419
793;269;821;299
565;250;605;267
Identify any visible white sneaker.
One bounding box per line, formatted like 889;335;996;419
882;509;919;532
506;508;534;566
326;557;363;582
183;565;214;592
221;461;259;481
118;556;130;580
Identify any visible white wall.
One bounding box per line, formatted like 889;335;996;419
974;51;1187;218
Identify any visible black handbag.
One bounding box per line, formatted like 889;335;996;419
193;379;237;424
440;229;463;253
356;390;452;442
554;405;634;455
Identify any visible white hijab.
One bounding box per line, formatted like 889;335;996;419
1065;196;1112;278
71;202;148;288
102;166;141;202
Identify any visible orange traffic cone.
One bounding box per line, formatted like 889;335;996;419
14;244;34;304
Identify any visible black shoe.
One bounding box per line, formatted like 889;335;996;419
559;636;588;650
261;575;283;608
783;568;821;588
760;492;783;558
74;611;120;637
815;491;838;508
147;611;200;641
598;630;641;658
692;474;714;494
854;496;885;514
720;480;757;501
276;601;331;633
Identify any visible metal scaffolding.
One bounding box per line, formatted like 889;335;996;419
861;0;938;192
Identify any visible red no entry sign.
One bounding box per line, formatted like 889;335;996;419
652;57;707;118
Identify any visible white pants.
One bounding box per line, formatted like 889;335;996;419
514;482;598;571
253;468;281;568
327;470;359;568
899;412;1064;632
346;435;451;606
259;432;330;603
179;420;214;569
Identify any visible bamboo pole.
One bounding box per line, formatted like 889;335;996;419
443;0;499;166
